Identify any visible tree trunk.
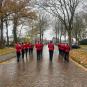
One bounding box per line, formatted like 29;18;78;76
60;34;62;43
0;18;3;41
0;17;4;48
74;34;79;45
13;19;18;43
40;27;42;42
59;28;62;43
6;20;9;47
65;30;67;42
57;25;60;43
41;32;43;43
56;28;58;43
68;30;72;46
59;22;63;43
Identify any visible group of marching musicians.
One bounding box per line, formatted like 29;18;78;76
58;43;70;62
15;41;70;63
15;41;44;62
15;42;33;62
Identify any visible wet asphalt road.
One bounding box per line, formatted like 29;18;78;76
0;46;87;87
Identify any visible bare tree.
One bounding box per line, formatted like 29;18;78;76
54;19;59;43
5;16;9;47
35;14;48;42
5;0;37;43
54;18;63;43
37;0;81;45
72;14;86;45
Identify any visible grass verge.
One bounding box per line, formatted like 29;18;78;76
70;47;87;68
0;48;15;56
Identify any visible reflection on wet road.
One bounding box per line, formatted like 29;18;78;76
0;46;87;87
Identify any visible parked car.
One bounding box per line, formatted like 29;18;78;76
79;39;87;45
72;44;80;49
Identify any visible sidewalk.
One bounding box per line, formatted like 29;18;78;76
0;52;16;62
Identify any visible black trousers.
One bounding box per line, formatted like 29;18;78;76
64;52;69;62
40;49;43;57
59;49;62;55
29;48;31;55
16;52;20;62
29;48;33;55
37;50;40;60
31;48;33;54
22;49;24;59
25;48;28;58
49;50;54;61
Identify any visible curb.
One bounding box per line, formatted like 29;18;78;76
70;58;87;72
0;50;15;56
0;52;16;63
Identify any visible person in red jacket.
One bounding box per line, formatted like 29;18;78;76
21;42;25;60
24;42;28;58
64;43;70;62
60;43;64;56
40;42;44;58
29;42;34;55
28;42;30;55
48;41;54;61
35;41;41;60
15;42;21;62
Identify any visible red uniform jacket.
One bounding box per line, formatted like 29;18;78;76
24;43;28;49
29;44;34;49
48;43;54;51
16;44;21;52
62;44;66;51
58;43;61;50
35;43;41;51
27;43;30;49
65;44;70;52
40;43;43;50
59;43;64;51
21;44;25;50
